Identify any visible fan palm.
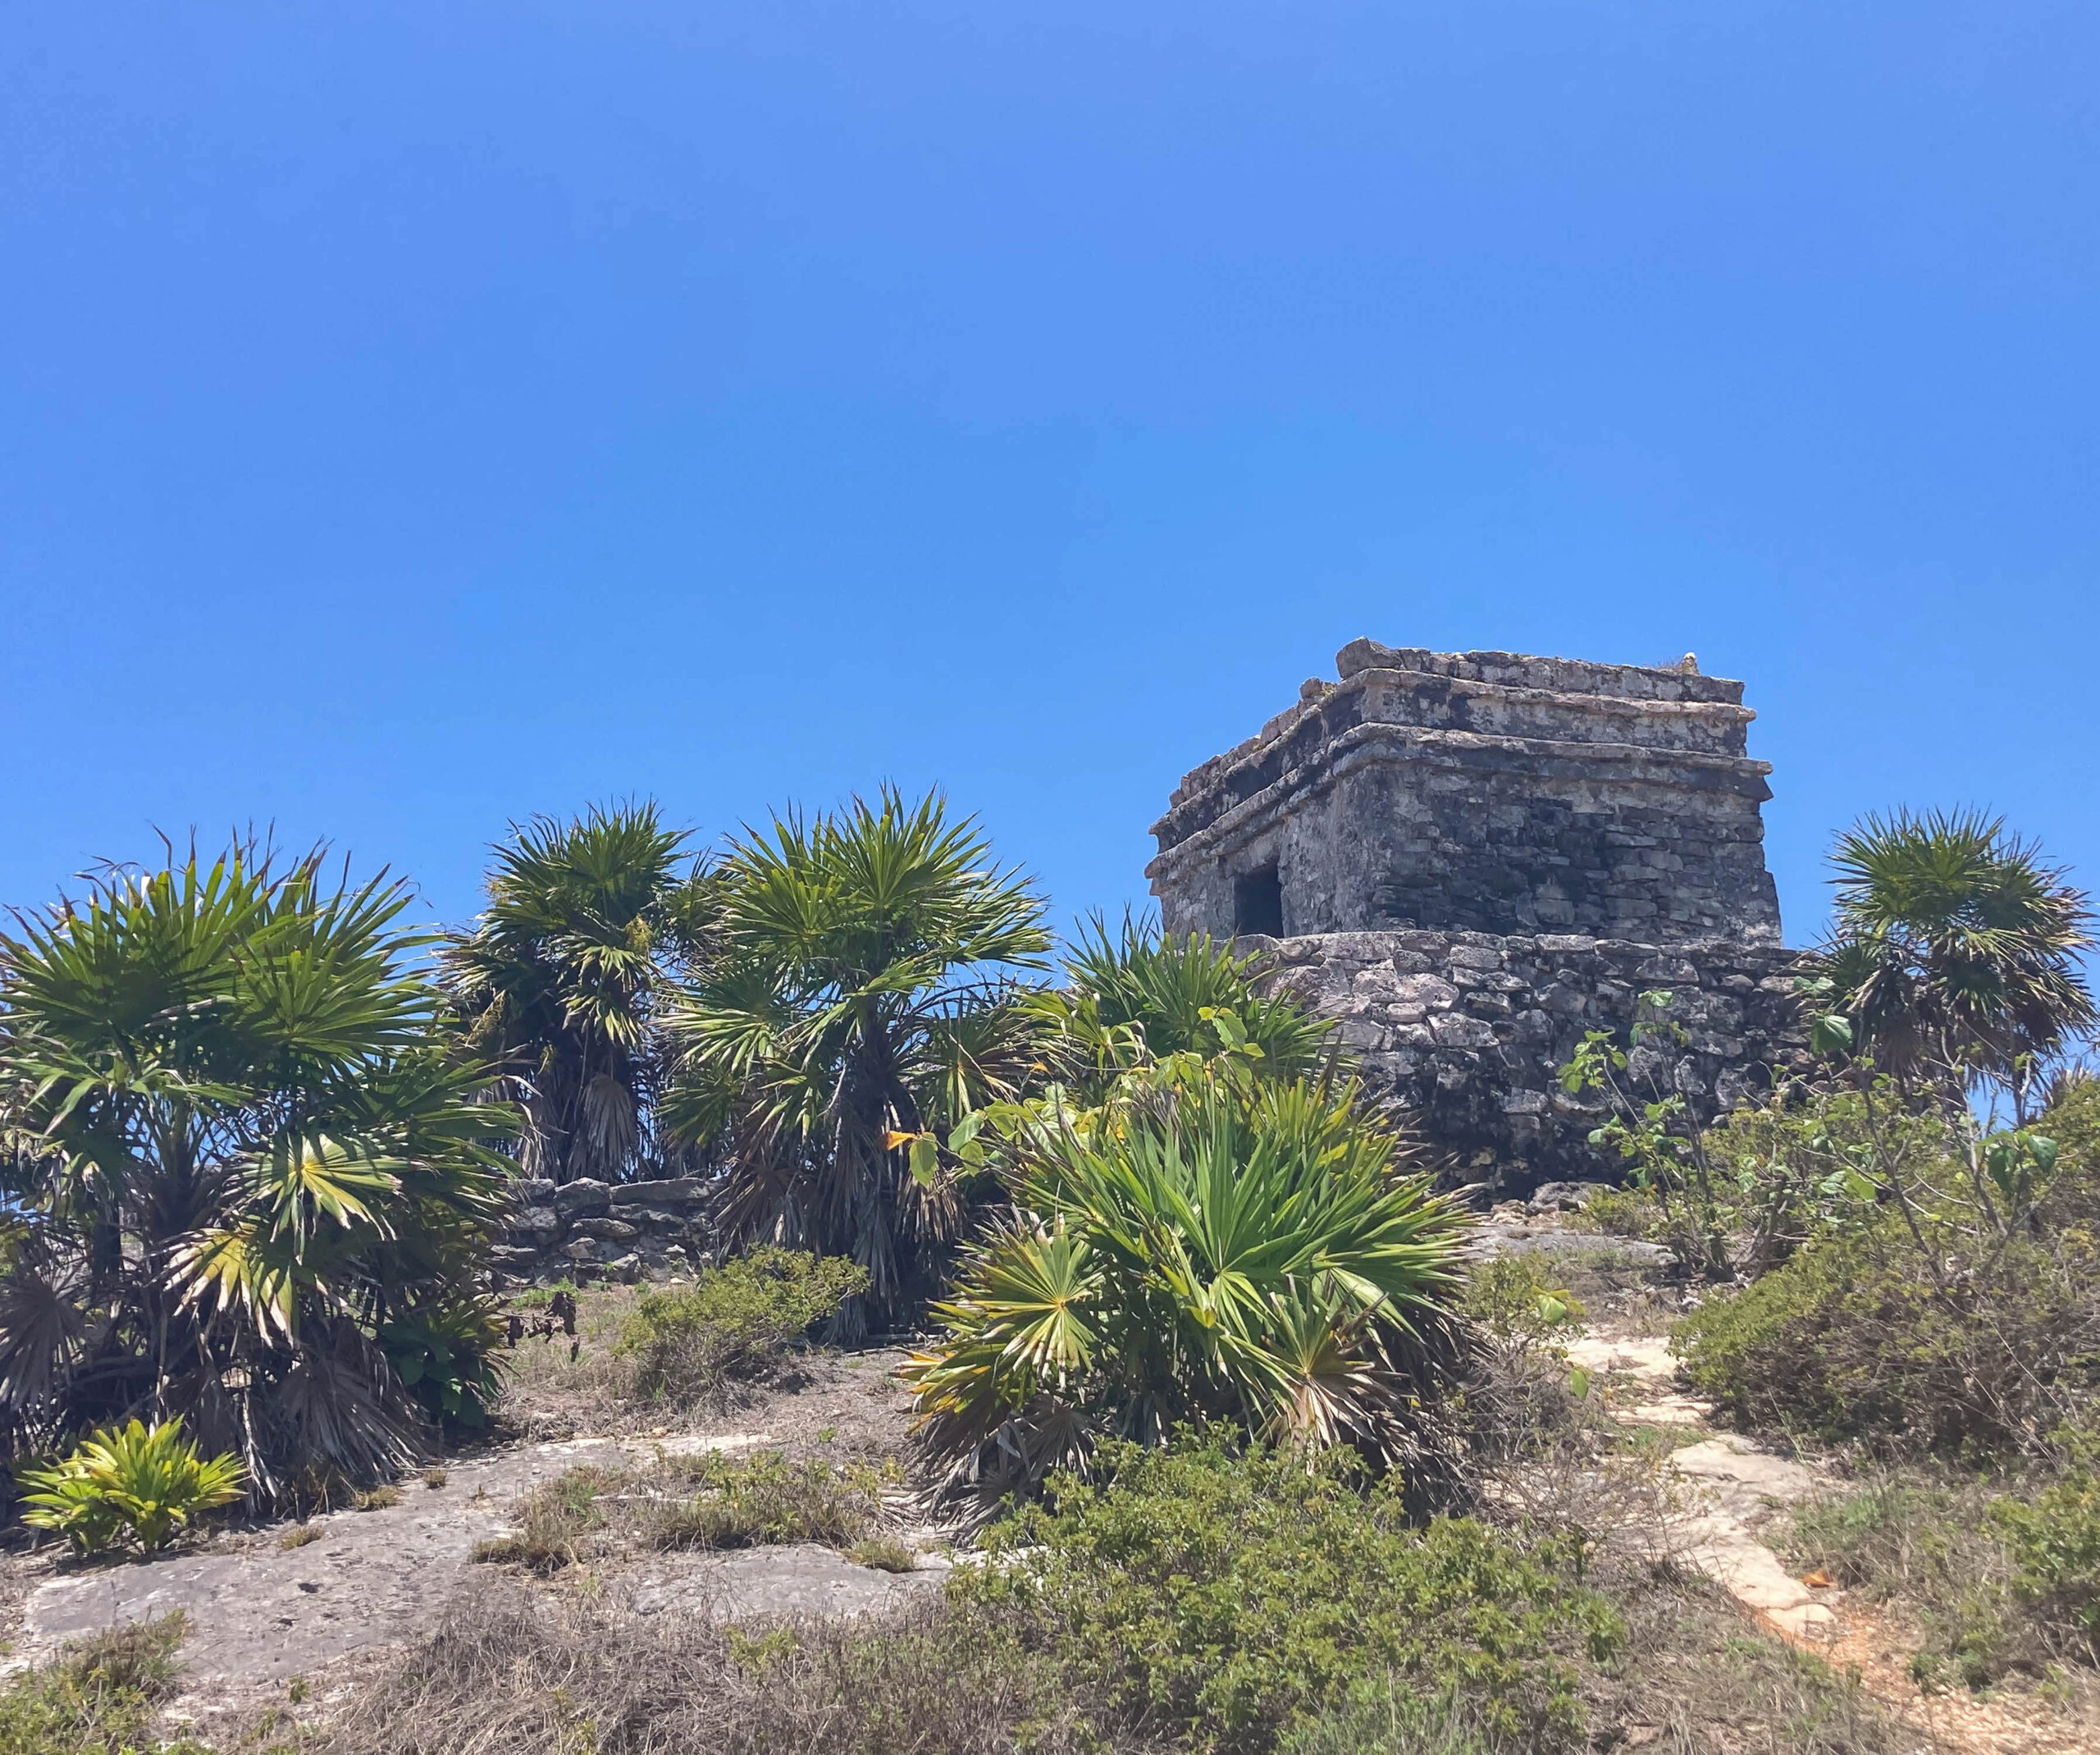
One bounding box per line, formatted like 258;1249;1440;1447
0;841;512;1499
902;1070;1472;1511
443;803;710;1183
1818;810;2094;1098
1028;913;1338;1101
664;788;1049;1333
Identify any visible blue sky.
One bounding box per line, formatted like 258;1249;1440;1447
3;2;2095;948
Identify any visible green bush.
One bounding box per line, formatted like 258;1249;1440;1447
379;1296;509;1430
1461;1257;1585;1351
1675;1223;2100;1459
949;1438;1620;1754
1676;1077;2100;1460
0;1615;209;1755
17;1419;246;1556
1989;1467;2100;1651
619;1248;869;1405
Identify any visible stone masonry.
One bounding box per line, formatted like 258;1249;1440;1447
486;1176;715;1286
1149;641;1807;1189
1148;640;1781;945
1256;930;1810;1187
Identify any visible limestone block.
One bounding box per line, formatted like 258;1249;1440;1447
577;1218;641;1242
555;1179;613;1218
609;1178;705;1206
1430;1013;1498;1049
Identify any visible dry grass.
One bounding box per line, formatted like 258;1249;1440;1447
314;1586;1090;1755
492;1282;646;1436
470;1449;897;1574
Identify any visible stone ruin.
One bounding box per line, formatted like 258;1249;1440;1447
1148;640;1811;1191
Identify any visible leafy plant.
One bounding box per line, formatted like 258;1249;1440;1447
949;1437;1620;1753
1026;914;1338;1105
379;1297;509;1429
1461;1256;1585;1355
0;839;513;1499
1814;809;2094;1099
664;788;1051;1334
19;1417;245;1554
904;1070;1473;1510
1990;1466;2100;1650
442;802;714;1185
0;1615;210;1755
619;1247;868;1405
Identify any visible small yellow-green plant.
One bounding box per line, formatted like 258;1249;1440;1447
17;1418;245;1555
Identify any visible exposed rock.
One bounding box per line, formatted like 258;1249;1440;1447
1528;1181;1611;1213
576;1218;641;1243
609;1178;705;1207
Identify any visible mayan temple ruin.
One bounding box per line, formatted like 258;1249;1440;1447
1148;640;1810;1190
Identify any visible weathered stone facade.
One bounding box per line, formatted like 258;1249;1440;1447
1150;641;1806;1188
1148;640;1780;946
486;1176;715;1286
1254;929;1811;1187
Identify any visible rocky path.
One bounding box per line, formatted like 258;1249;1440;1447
1563;1332;1836;1642
1568;1326;2098;1755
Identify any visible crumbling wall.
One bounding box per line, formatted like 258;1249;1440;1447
487;1176;715;1286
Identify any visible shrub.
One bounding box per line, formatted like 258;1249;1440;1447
18;1418;245;1556
906;1074;1473;1510
948;1438;1620;1753
1676;1075;2100;1460
0;1615;209;1755
1989;1468;2100;1652
1677;1199;2100;1461
1461;1256;1585;1352
646;1449;888;1551
378;1297;510;1431
619;1248;869;1405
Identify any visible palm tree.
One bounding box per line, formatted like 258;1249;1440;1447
1818;810;2095;1101
1029;913;1338;1102
0;841;511;1500
443;803;711;1184
664;788;1050;1334
902;1070;1472;1512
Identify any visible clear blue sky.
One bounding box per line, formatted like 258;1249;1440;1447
4;2;2095;950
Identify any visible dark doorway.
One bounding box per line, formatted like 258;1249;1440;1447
1233;862;1285;937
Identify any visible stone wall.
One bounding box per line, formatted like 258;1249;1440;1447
1149;642;1781;947
486;1176;716;1286
1253;928;1813;1191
